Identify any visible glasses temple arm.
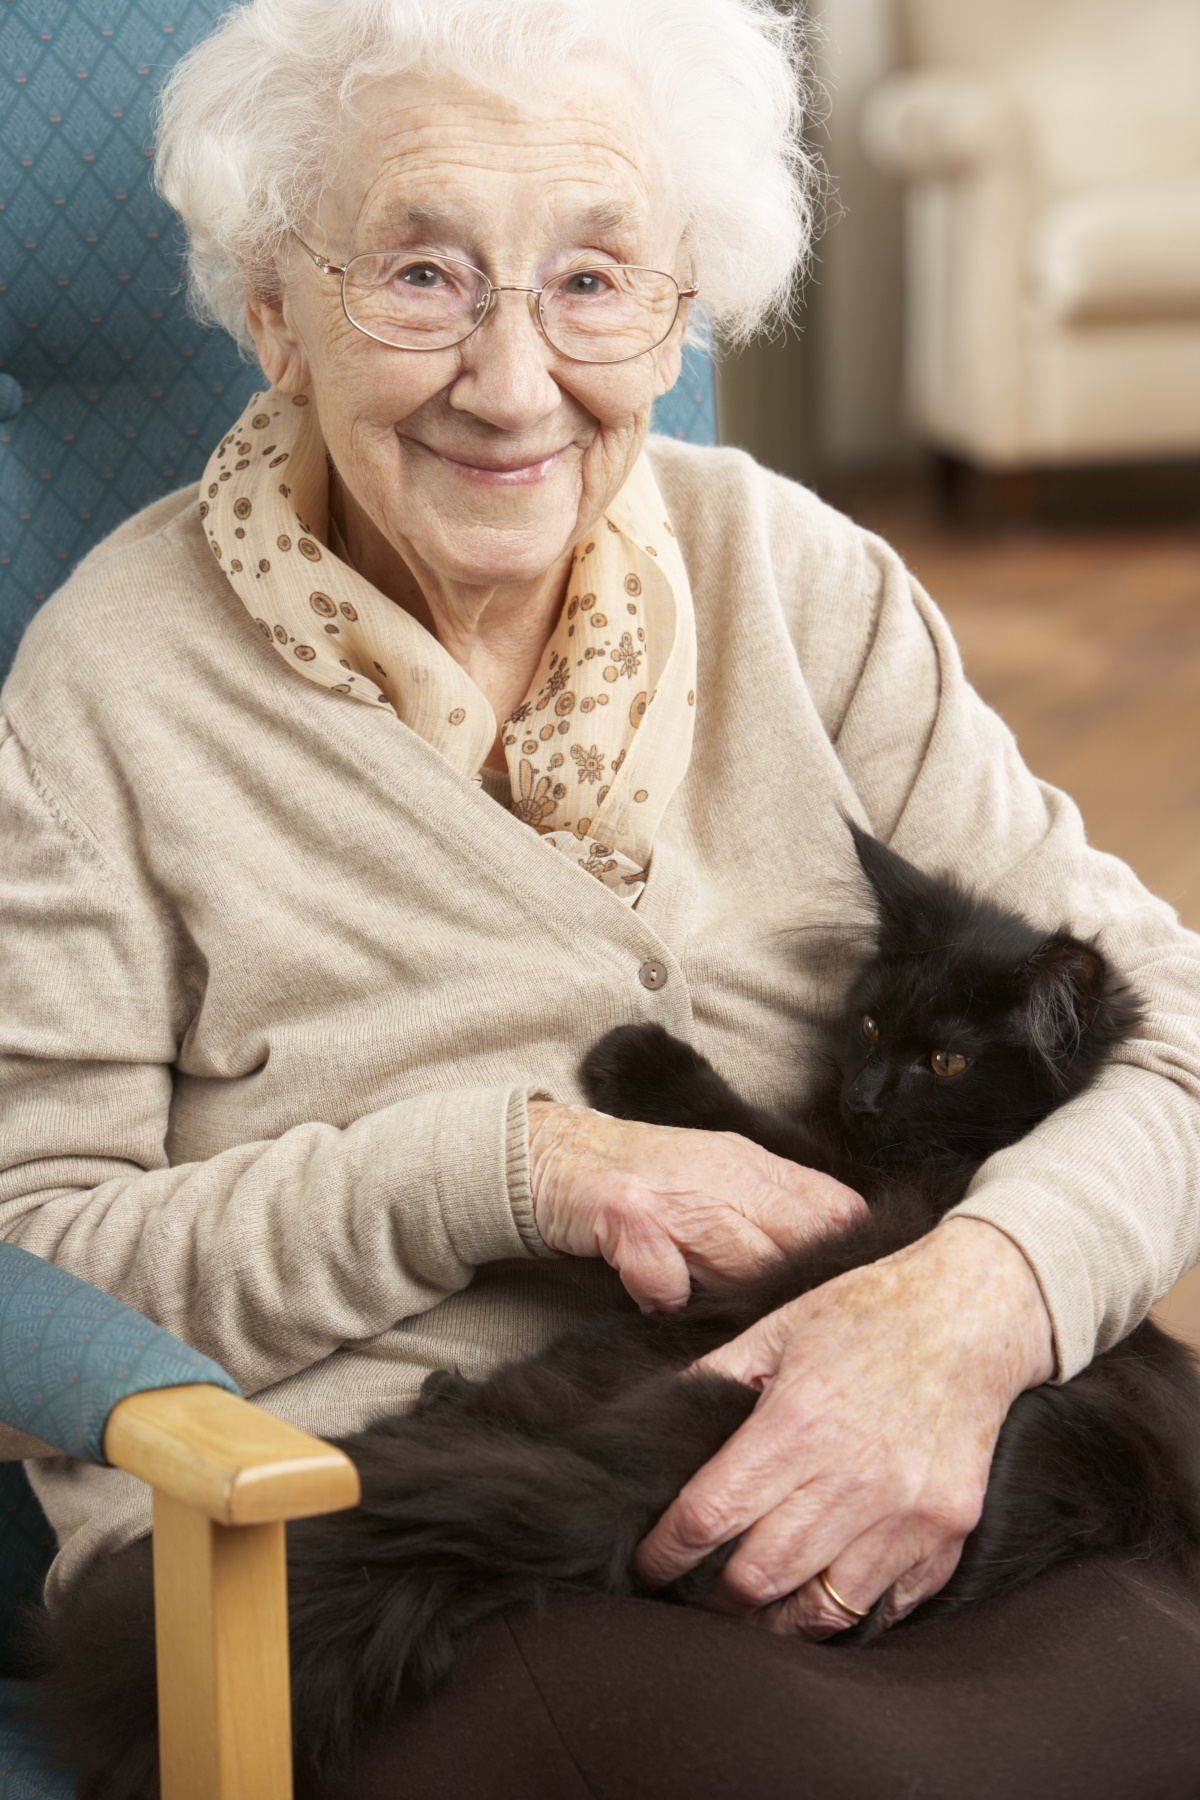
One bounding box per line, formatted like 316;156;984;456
289;230;346;278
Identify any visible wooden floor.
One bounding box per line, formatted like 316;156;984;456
829;478;1200;1349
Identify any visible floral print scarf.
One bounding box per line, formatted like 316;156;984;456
200;389;696;904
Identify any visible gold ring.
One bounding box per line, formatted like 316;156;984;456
817;1568;871;1620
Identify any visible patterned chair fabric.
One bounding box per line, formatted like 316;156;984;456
0;1241;238;1730
0;1681;73;1800
0;1241;237;1465
0;0;718;684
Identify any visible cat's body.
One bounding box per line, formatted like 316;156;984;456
47;828;1200;1800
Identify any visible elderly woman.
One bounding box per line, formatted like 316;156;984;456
3;0;1200;1793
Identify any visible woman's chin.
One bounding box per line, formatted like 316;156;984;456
399;483;585;589
409;522;579;591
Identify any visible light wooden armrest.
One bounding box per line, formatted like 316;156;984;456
103;1383;361;1524
103;1384;360;1800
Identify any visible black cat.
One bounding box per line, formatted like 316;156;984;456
46;827;1200;1800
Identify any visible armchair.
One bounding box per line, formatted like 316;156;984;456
0;1241;360;1800
862;0;1200;469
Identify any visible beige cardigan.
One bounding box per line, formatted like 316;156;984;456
3;438;1199;1599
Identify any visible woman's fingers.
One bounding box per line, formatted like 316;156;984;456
634;1363;822;1589
602;1215;694;1313
742;1151;868;1244
637;1223;1044;1615
527;1101;867;1305
751;1524;967;1640
878;1538;966;1627
688;1301;794;1387
698;1482;861;1616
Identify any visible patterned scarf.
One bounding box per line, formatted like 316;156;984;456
200;389;696;903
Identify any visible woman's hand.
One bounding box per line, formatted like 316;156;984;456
527;1099;866;1314
635;1216;1055;1634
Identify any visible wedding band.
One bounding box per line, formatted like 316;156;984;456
817;1568;871;1620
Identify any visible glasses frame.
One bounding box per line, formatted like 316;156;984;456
290;231;699;366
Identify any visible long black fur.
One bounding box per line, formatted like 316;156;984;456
42;826;1200;1798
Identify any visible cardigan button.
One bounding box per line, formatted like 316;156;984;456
638;959;668;991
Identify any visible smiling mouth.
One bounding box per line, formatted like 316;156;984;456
424;444;567;486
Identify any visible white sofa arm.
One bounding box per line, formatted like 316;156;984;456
862;71;1024;179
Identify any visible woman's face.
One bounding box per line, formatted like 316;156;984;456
250;70;692;594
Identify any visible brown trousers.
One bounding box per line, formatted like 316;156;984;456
342;1560;1200;1800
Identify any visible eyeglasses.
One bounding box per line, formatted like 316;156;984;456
291;232;698;366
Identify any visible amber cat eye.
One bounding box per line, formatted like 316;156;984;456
931;1050;969;1078
861;1015;879;1043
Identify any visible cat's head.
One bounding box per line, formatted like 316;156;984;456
832;823;1142;1164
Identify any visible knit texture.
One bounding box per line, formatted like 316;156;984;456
2;436;1199;1600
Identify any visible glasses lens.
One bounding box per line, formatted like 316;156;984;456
342;252;487;349
540;266;681;363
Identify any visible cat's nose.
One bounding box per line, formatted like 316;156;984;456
845;1063;888;1116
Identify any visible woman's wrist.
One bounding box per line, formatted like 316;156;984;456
526;1097;592;1249
925;1216;1057;1394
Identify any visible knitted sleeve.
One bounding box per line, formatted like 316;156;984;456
0;718;551;1399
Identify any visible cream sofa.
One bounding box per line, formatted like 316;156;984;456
862;0;1200;469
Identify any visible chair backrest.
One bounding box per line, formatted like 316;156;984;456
901;0;1200;77
0;0;717;685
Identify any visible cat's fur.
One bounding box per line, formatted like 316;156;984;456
44;827;1200;1800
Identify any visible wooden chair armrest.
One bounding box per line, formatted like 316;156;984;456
102;1385;360;1800
103;1383;360;1524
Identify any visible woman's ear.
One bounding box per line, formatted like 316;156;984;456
651;296;691;399
245;290;313;393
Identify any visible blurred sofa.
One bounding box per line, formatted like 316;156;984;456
862;0;1200;469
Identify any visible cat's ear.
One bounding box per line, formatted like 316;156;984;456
1022;936;1108;1079
847;821;948;934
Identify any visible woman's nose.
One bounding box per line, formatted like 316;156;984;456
448;292;563;432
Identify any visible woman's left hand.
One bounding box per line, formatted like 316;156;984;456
634;1216;1055;1635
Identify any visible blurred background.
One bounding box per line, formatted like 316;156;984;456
718;0;1200;1345
3;0;1199;1341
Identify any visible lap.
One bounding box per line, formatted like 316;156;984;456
337;1559;1200;1800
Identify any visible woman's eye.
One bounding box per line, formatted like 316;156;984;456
558;270;613;299
399;263;448;290
931;1050;969;1078
861;1015;879;1044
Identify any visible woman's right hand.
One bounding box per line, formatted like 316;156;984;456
527;1099;867;1314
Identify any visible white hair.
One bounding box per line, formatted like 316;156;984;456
154;0;816;355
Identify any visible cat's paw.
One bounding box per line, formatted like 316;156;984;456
582;1022;713;1124
415;1367;476;1415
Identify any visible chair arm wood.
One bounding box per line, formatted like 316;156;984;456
103;1383;361;1525
104;1386;361;1800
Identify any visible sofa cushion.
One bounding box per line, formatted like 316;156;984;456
1031;186;1200;324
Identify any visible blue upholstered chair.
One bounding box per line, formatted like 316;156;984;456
0;1242;239;1799
1;5;719;1794
0;1241;360;1799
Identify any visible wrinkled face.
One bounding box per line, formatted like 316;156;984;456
264;69;691;592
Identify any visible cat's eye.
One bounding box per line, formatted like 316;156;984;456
861;1015;879;1044
931;1050;969;1078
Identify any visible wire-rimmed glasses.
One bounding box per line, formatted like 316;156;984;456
291;232;698;366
